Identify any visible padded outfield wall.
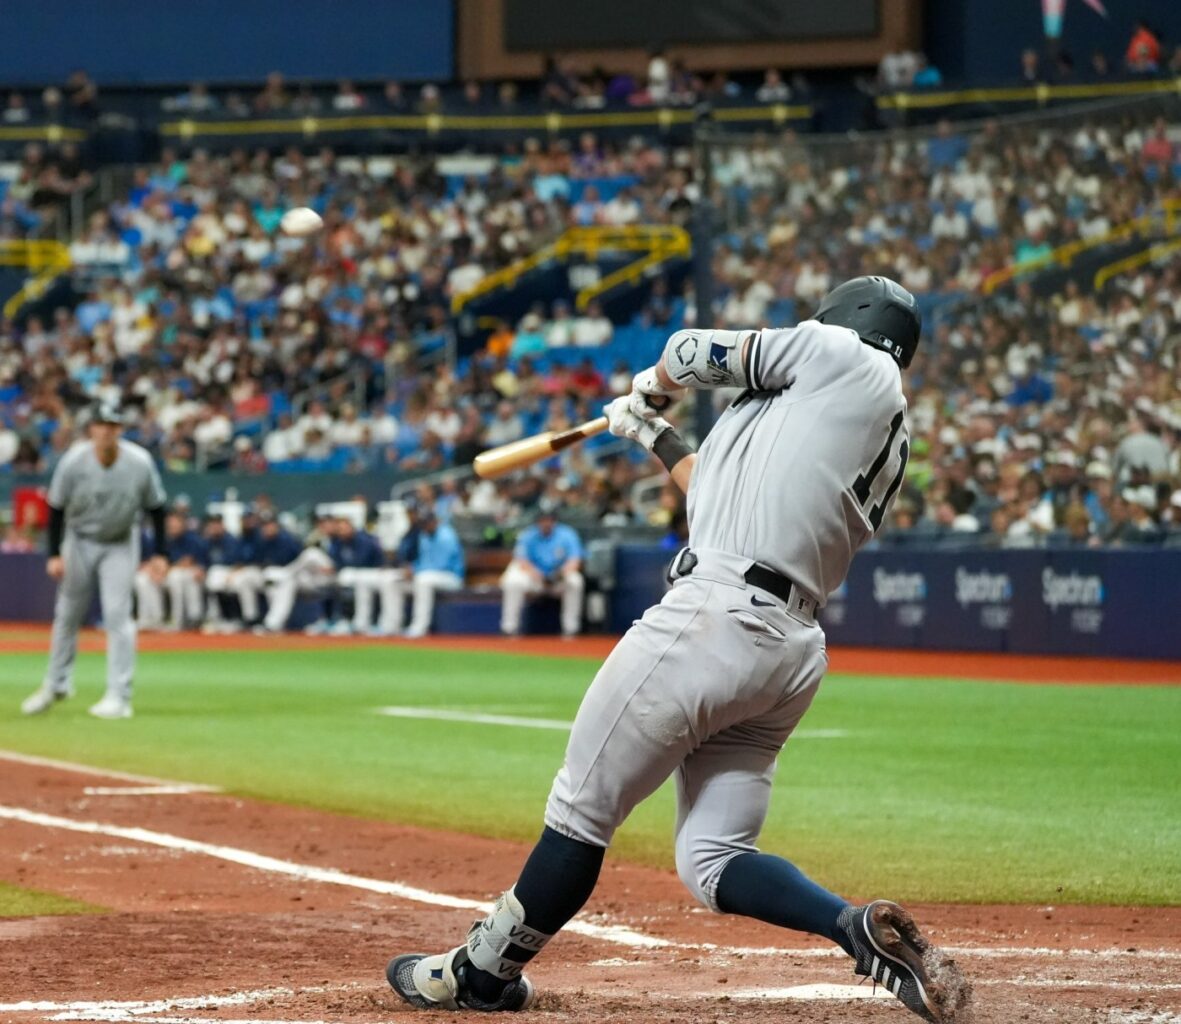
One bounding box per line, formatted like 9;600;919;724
5;546;1177;659
611;545;1181;660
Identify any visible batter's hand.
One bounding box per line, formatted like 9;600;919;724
46;556;64;581
629;366;685;421
605;396;673;452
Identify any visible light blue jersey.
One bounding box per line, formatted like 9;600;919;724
416;523;464;578
514;523;583;576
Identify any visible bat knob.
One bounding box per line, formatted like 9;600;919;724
644;394;672;411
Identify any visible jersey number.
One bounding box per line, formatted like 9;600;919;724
853;410;909;532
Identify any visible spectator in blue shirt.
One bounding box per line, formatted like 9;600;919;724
385;508;464;638
500;504;585;637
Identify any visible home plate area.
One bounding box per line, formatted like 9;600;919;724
1;754;1179;1024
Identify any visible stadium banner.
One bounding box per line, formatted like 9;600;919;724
3;544;1178;658
613;545;1181;659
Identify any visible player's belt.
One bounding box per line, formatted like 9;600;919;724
743;562;804;608
668;547;818;622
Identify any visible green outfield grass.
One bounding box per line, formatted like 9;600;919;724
0;881;103;917
0;646;1178;905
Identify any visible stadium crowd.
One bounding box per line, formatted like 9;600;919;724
1;100;1180;559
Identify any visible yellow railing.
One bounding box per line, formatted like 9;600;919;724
981;199;1181;295
0;124;87;143
0;240;72;318
451;225;691;314
879;77;1181;111
1094;237;1181;290
162;106;812;141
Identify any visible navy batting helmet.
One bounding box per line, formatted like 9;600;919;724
92;402;125;425
813;276;922;369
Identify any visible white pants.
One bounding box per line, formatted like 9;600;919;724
207;565;265;623
499;564;585;636
337;566;406;632
544;551;827;912
165;565;204;628
386;570;462;636
263;549;335;631
204;565;231;623
134;567;166;628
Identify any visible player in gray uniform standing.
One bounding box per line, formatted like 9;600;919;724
387;278;971;1021
21;404;168;720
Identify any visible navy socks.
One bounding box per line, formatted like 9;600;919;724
464;826;605;1000
715;852;854;956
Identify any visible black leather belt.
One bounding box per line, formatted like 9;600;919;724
669;547;802;607
743;563;799;606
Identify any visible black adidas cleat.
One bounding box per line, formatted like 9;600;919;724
386;944;536;1012
836;900;972;1022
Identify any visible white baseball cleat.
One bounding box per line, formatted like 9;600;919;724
88;694;134;720
20;685;73;716
387;944;536;1012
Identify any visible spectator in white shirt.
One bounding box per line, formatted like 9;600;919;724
546;301;577;347
425;402;462;446
297;400;333;446
330;403;366;448
602;188;641;226
485;401;525;447
332;80;366;111
571;300;613;347
931;200;969;240
756;69;792;104
262;414;301;463
647;48;671;104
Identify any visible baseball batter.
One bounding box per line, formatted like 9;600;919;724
387;278;970;1021
21;404;167;720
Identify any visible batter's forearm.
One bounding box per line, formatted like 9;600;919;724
651;429;696;495
668;452;695;494
658;330;757;390
47;505;64;557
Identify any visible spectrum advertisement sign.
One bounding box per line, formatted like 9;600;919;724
818;548;1178;659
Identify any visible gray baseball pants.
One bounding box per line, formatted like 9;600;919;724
544;548;828;911
44;532;138;702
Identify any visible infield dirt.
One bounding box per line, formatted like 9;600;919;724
1;753;1178;1023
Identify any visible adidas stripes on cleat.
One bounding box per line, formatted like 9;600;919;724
835;899;972;1022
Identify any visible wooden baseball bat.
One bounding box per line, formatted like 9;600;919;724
473;416;608;479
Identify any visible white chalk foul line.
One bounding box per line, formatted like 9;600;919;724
0;985;318;1019
0;985;377;1022
0;804;666;949
374;706;848;739
0;751;219;793
1;801;1178;968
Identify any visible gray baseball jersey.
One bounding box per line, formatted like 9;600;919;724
687;321;910;603
545;322;911;909
48;439;166;541
42;438;166;704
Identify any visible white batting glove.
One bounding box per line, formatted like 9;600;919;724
605;396;673;452
629;366;686;421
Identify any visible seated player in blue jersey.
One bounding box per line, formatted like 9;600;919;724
499;502;585;638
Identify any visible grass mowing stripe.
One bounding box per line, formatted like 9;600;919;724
0;646;1177;905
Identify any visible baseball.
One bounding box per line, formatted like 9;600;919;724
280;207;323;237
